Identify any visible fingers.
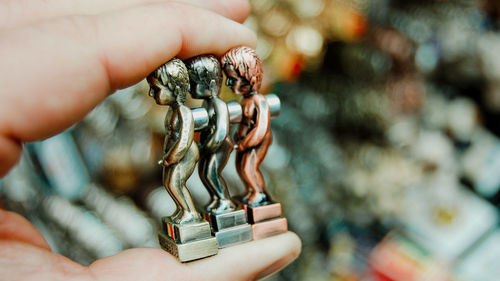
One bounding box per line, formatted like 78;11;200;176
0;210;51;251
0;0;250;29
0;2;256;176
87;232;301;281
0;136;22;178
0;241;86;280
88;248;197;281
189;232;302;280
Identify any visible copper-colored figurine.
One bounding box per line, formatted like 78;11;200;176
221;47;288;240
221;47;271;206
185;55;252;248
147;58;217;262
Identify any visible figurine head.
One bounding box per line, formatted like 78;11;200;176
147;58;190;105
185;55;223;99
221;46;263;96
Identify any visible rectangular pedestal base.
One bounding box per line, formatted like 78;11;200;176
215;224;252;248
247;203;283;224
162;217;212;243
208;210;247;232
158;231;218;262
252;217;288;240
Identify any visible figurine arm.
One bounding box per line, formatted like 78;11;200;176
239;96;269;150
165;105;194;165
162;107;174;152
203;98;229;151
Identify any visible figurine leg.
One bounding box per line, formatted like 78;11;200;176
163;166;182;218
199;156;216;211
168;144;202;224
240;150;266;205
200;151;235;213
236;150;250;197
214;137;234;197
241;132;273;206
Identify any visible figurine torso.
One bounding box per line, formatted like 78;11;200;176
238;93;270;146
163;104;198;165
199;97;230;154
163;106;177;157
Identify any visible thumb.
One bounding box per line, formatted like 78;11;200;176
87;232;301;281
188;232;301;280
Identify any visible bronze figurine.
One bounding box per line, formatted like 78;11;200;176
147;58;217;261
221;47;272;207
221;47;288;240
147;58;202;224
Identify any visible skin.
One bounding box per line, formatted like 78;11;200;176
0;1;301;280
191;65;236;215
224;64;272;206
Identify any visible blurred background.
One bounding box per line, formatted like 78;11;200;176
2;0;500;280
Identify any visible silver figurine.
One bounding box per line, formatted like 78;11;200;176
185;55;236;214
186;55;252;248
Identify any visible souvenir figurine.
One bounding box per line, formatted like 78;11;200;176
147;58;217;262
221;47;288;240
185;55;252;248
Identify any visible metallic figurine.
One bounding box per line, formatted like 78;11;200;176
147;58;217;262
221;47;273;207
221;47;288;240
185;55;236;214
186;55;252;248
148;58;201;224
191;100;243;131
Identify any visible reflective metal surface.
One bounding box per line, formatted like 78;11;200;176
185;55;237;215
208;209;247;231
158;232;218;262
148;58;218;262
221;47;276;207
193;96;276;129
247;202;283;224
266;93;281;118
227;101;243;123
251;217;288;240
147;58;202;225
214;224;252;248
191;107;209;131
207;210;252;248
161;217;212;244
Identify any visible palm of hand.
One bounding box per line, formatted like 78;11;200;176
0;210;300;281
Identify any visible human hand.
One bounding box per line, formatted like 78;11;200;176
0;209;301;280
0;0;301;280
0;0;255;177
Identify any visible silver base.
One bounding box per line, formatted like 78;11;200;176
159;216;218;262
207;210;252;248
215;224;252;248
208;209;247;231
162;217;212;243
158;231;218;262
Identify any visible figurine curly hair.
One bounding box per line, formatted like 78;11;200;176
221;46;263;92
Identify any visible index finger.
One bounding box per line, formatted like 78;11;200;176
0;2;256;176
0;0;250;29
